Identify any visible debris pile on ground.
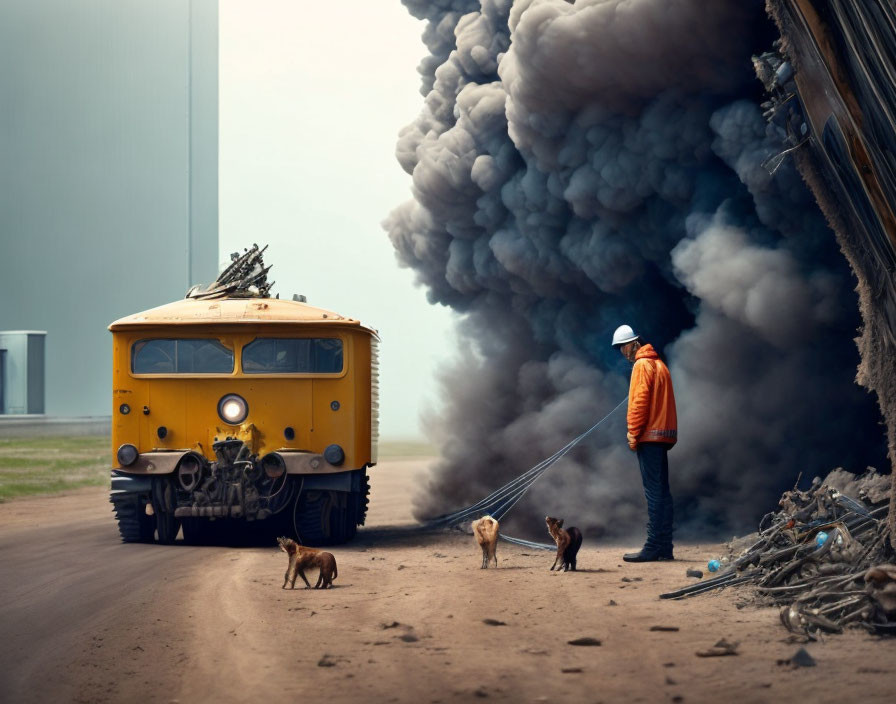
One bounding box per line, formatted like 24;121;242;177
661;469;894;637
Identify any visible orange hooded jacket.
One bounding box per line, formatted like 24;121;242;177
627;344;677;449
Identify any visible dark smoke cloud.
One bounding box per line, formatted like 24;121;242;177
386;0;886;540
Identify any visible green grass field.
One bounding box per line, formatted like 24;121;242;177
376;440;438;458
0;435;111;502
0;436;438;502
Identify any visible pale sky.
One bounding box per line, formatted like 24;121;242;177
219;1;458;440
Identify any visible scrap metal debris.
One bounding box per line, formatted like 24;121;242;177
186;244;274;299
661;469;894;637
864;565;896;616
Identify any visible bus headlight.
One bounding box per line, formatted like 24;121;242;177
117;443;138;467
217;393;249;425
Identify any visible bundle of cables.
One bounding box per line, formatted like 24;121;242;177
422;397;628;549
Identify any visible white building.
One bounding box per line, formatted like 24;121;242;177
0;0;219;417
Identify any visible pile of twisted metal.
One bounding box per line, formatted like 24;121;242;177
187;244;274;300
661;469;895;638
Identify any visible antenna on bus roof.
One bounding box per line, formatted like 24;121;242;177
186;243;274;300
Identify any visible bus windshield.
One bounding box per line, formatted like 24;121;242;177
131;338;234;374
242;338;343;374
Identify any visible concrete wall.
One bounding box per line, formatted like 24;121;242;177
0;415;110;438
0;0;218;417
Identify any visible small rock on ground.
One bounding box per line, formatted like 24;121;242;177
777;647;816;668
568;637;602;646
695;639;739;657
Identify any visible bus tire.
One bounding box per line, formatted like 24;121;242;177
111;493;154;543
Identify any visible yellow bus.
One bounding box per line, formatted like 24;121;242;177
108;269;378;546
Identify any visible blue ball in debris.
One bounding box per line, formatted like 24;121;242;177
707;559;721;572
815;531;828;548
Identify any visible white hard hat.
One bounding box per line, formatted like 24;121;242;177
611;324;639;347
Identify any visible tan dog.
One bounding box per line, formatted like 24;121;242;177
471;515;499;569
545;516;583;572
277;537;338;589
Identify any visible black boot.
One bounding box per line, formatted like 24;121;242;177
622;547;663;562
622;545;674;562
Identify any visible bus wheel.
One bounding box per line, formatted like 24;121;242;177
155;511;180;544
111;493;154;543
292;489;356;546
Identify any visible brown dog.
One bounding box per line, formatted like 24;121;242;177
277;537;338;589
471;515;499;569
545;516;583;572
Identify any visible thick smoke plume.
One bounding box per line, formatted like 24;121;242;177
386;0;887;540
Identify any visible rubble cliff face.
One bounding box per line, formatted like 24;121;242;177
767;0;896;545
798;145;896;547
857;321;896;546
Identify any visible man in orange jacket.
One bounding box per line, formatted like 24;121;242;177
612;325;677;562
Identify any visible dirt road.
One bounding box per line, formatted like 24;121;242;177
1;457;893;703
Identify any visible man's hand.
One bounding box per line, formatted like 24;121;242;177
627;432;638;451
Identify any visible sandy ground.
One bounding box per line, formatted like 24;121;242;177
1;457;894;704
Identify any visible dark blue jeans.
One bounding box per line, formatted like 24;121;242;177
636;442;674;552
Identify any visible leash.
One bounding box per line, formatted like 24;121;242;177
497;534;555;551
422;396;628;548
